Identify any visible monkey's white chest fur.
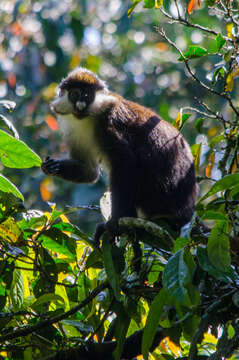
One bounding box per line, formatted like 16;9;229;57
58;114;101;161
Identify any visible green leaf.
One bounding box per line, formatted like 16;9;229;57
113;302;131;360
199;174;239;203
162;249;191;306
216;33;226;51
39;231;76;260
178;46;208;61
202;210;228;221
144;0;155;8
173;237;190;253
10;269;24;311
0;130;41;168
128;0;142;16
195;118;205;133
61;320;93;333
209;134;225;148
32;293;65;310
0;173;24;201
197;246;235;282
207;221;231;272
102;234;121;301
142;288;167;360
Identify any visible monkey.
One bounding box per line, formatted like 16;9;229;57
41;67;197;241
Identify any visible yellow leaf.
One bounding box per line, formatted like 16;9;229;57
0;218;21;243
225;71;234;92
40;177;54;202
175;109;182;129
191;143;201;174
160;337;180;356
42;82;58;100
70;51;81;70
205;152;215;178
231;155;239;173
226;23;234;39
155;0;163;8
203;332;217;345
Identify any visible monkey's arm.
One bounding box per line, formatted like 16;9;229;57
41;157;99;183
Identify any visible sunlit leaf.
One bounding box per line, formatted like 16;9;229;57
128;0;142;15
144;0;155;8
61;320;93;332
207;221;231;272
226;23;234;39
178;46;207;61
0;115;19;139
191;143;201;173
102;235;121;301
142;288;167;360
187;0;201;14
199;174;239;202
10;269;24;311
195;117;204;133
0;173;24;201
216;33;226;51
0;218;21;243
205;152;215;178
155;0;163;8
0;130;41;168
225;71;234;92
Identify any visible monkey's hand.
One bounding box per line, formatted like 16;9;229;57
41;156;62;176
94;219;120;244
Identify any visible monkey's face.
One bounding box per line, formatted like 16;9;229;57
51;68;116;120
51;83;98;118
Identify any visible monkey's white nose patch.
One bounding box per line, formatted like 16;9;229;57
51;93;74;115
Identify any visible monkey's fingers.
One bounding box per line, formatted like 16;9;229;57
41;158;61;175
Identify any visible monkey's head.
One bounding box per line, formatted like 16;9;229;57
51;67;116;119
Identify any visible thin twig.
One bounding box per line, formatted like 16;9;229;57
0;282;109;342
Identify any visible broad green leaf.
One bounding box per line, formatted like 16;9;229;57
173;237;190;253
216;33;226;51
197;246;235;282
191;143;201;173
199;174;239;202
32;293;65;309
162;249;191;306
113;302;131;360
38;233;76;260
0;217;21;243
128;0;142;16
144;0;155;8
209;134;225;148
202;210;227;221
142;288;167;360
0;129;41;168
195;118;204;133
102;234;121;301
0;173;24;201
178;46;208;61
207;221;231;272
10;269;24;311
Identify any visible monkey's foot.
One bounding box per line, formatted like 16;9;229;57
41;157;61;176
94;219;120;244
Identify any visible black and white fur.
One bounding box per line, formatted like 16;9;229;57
42;67;197;239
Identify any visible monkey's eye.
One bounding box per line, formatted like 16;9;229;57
68;89;81;103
